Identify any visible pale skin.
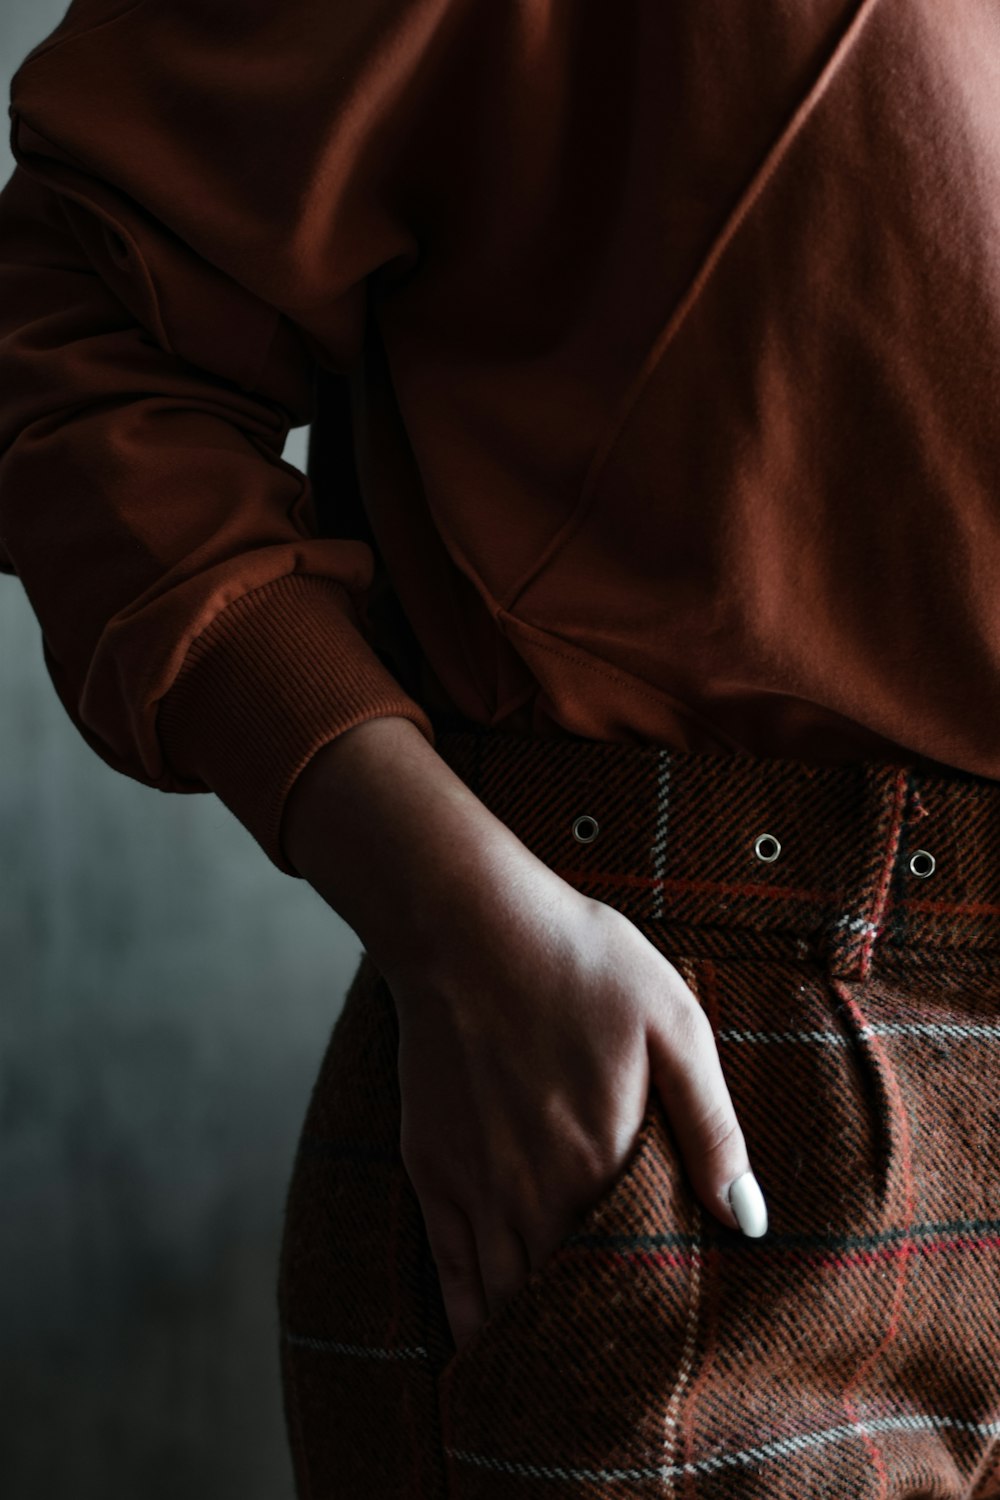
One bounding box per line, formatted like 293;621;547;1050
280;714;758;1355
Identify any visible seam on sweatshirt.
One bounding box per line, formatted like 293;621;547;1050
501;0;887;617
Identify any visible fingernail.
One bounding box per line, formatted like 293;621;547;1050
727;1170;768;1237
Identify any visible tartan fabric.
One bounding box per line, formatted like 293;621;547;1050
276;729;1000;1499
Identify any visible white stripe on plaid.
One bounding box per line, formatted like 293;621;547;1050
651;750;671;922
832;913;880;936
284;1332;428;1360
445;1411;1000;1484
662;1198;702;1494
717;1022;1000;1045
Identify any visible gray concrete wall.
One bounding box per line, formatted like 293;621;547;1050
1;7;364;1495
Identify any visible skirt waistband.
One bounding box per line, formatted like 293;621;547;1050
433;728;1000;980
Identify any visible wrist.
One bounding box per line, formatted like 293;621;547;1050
280;716;530;968
280;717;423;877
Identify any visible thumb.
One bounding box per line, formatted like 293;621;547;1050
647;1004;768;1238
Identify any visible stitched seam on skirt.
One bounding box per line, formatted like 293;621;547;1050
832;973;919;1495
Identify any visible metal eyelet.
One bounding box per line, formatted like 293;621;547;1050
908;849;935;878
753;833;781;863
571;814;599;844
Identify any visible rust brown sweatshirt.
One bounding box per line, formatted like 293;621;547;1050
1;0;994;877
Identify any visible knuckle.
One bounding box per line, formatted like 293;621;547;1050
434;1249;478;1288
571;1151;616;1205
697;1108;744;1159
567;1132;633;1212
670;994;714;1056
565;1117;625;1185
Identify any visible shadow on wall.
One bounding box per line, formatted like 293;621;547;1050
0;9;362;1489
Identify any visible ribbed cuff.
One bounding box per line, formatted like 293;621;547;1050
155;571;436;877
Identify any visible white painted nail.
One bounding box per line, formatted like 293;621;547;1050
728;1170;768;1238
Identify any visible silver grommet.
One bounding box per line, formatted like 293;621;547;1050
571;814;599;844
908;849;935;878
753;833;781;863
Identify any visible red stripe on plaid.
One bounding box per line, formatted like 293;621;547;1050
894;896;1000;918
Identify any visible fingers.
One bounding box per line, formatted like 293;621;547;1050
475;1218;532;1320
418;1195;537;1353
419;1197;489;1353
416;1192;543;1353
647;997;768;1238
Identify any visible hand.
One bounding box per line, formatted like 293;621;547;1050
380;857;767;1356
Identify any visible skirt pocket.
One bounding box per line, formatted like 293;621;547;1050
278;946;703;1498
433;1084;702;1496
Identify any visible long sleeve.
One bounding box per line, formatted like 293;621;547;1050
0;0;459;876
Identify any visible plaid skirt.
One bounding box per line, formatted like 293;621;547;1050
276;729;1000;1499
